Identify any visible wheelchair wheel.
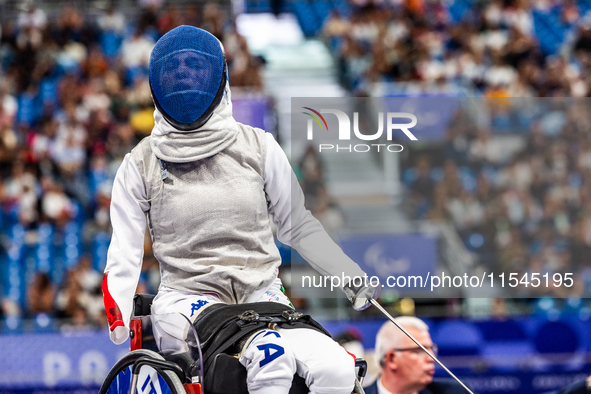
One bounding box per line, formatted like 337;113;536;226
99;349;186;394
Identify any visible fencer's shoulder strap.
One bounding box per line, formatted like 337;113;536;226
128;136;156;183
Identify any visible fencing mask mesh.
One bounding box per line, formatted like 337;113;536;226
149;25;226;130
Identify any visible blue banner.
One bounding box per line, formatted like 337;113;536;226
0;329;126;389
456;372;589;394
339;233;438;291
321;314;591;394
0;313;590;394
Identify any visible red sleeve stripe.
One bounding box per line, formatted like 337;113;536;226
345;349;357;363
102;272;125;331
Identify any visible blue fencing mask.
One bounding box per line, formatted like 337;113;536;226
149;26;227;130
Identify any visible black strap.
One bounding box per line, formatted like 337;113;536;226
191;302;331;376
133;294;155;316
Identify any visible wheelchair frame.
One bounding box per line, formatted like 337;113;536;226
100;295;367;394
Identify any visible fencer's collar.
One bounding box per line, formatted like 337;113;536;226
150;81;238;163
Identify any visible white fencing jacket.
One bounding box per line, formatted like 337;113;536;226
103;88;366;344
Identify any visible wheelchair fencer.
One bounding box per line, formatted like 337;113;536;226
99;294;368;394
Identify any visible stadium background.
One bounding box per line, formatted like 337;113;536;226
0;0;591;393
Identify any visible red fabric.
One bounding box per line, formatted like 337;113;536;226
341;344;357;363
130;318;142;351
102;272;124;331
343;347;358;387
183;384;202;394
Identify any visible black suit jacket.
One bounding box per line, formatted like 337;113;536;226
363;379;466;394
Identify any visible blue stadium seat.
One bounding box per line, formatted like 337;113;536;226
36;223;54;274
63;222;82;270
449;0;470;23
311;1;332;28
1;316;24;333
491;112;512;132
50;246;66;287
465;232;485;251
458;166;477;191
92;231;111;272
23;245;38;306
580;0;591;15
532;9;567;55
125;66;149;87
245;0;270;13
564;298;585;313
90;168;110;202
16;91;40;126
330;0;351;18
291;1;322;37
431;167;444;183
100;31;123;59
6;225;25;307
71;202;86;225
403;168;417;187
145;26;160;43
244;0;291;14
39;78;58;110
33;313;56;332
535;297;560;317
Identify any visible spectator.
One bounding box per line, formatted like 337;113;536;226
403;97;591;296
55;256;103;327
74;255;104;325
0;123;18;175
334;327;365;359
55;270;84;321
27;272;56;316
299;144;325;211
40;176;73;226
119;28;154;69
312;186;345;233
2;160;39;226
411;157;435;201
365;316;466;394
97;3;126;34
157;4;182;35
16;0;47;51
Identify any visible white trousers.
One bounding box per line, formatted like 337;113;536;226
152;279;356;394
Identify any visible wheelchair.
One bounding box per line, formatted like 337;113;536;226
99;294;368;394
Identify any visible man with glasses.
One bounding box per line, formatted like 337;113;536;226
365;316;590;394
364;316;465;394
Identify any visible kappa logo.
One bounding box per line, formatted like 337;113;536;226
265;291;280;302
190;300;209;317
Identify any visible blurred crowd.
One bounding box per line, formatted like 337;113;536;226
406;98;591;297
0;0;264;328
319;0;591;298
323;0;591;96
297;145;346;233
4;0;591;328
